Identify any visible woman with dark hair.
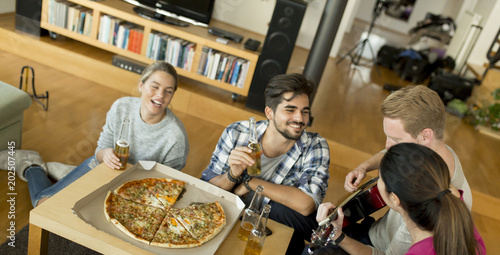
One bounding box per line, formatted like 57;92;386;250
324;143;486;255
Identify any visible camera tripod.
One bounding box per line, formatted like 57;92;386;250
336;0;389;76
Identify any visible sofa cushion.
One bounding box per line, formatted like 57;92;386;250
0;81;32;121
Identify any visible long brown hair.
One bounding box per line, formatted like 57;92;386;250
380;143;481;255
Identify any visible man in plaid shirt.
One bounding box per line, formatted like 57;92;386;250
201;73;330;254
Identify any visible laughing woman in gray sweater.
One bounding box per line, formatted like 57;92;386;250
0;61;189;207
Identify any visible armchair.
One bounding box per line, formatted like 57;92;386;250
0;81;32;150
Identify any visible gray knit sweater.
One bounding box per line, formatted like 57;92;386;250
95;97;189;170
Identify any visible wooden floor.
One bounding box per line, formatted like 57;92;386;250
0;12;499;253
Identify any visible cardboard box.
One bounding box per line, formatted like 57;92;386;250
73;161;245;255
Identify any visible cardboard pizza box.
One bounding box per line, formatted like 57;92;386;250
72;161;245;255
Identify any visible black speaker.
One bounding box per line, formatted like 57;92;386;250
15;0;48;36
245;0;307;112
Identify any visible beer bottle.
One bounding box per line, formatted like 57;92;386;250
115;117;130;170
238;185;264;241
244;204;271;255
247;117;262;176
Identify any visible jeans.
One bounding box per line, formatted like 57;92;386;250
26;156;99;207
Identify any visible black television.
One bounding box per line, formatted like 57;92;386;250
123;0;215;27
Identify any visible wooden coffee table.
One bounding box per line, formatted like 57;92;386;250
27;163;294;255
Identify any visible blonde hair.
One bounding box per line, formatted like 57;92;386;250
140;61;178;91
381;85;446;140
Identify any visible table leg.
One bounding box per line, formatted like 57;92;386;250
28;223;49;255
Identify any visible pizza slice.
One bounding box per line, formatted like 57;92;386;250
150;213;201;248
104;192;166;244
172;202;226;244
114;178;164;208
146;178;186;209
180;201;226;225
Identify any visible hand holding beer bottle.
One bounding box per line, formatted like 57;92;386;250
114;117;130;170
247;117;262;176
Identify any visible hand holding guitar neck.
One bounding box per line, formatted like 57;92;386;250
319;177;381;227
310;177;386;250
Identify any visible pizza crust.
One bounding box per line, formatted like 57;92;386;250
150;240;202;248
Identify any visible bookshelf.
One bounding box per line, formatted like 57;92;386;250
40;0;261;96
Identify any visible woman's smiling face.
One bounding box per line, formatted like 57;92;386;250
139;70;176;118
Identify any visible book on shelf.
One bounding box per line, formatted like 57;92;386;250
82;10;93;36
197;47;209;75
127;28;143;54
177;41;188;67
216;54;228;81
170;38;183;68
158;34;169;60
115;23;126;49
50;0;69;28
209;52;221;80
146;33;154;57
110;18;122;46
71;5;81;32
236;61;249;88
184;43;195;71
226;56;238;83
98;15;110;43
77;10;86;34
230;60;242;85
204;48;215;77
66;3;76;32
127;28;136;52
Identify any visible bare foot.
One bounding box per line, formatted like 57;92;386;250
36;197;50;207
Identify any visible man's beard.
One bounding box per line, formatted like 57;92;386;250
274;119;305;140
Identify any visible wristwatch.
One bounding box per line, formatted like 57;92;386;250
241;171;252;192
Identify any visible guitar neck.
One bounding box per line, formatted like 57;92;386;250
318;189;362;226
318;177;380;226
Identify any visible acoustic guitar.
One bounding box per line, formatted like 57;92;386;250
309;177;386;251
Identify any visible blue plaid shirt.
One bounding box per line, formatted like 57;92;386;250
201;120;330;207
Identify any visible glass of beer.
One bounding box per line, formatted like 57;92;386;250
115;117;130;170
115;139;130;170
238;185;264;241
238;208;257;241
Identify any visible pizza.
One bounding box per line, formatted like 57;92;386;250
104;178;226;248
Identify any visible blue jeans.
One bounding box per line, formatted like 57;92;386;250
26;156;99;207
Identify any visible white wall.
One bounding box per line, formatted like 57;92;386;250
467;0;500;66
473;0;497;26
0;0;15;14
